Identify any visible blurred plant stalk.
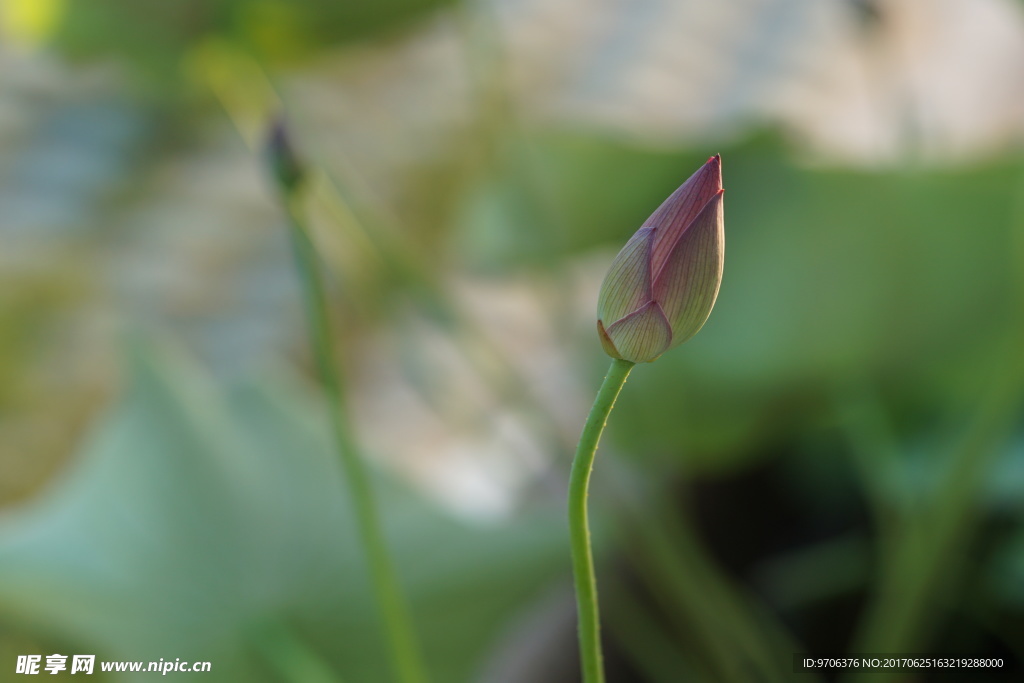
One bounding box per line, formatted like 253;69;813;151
199;35;580;473
266;119;430;683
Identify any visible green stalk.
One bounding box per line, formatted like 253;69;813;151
283;192;429;683
569;358;634;683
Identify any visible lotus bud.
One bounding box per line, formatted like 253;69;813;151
265;116;305;193
596;155;724;363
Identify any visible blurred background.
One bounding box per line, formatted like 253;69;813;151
1;0;1024;680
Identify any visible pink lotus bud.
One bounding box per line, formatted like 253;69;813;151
596;155;724;363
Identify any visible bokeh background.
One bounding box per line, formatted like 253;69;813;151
2;0;1024;680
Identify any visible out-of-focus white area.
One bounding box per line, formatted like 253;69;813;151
510;0;1024;163
351;274;593;520
291;0;1024;183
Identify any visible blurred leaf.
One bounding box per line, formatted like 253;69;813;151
987;436;1024;514
1;0;64;47
0;342;566;681
49;0;461;84
989;527;1024;607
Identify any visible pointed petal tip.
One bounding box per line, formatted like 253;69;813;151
702;155;722;187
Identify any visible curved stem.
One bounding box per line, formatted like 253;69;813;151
285;195;429;683
569;358;634;683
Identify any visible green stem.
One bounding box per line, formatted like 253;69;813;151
284;194;429;683
569;358;634;683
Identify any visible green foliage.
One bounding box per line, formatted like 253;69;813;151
49;0;461;83
0;343;566;682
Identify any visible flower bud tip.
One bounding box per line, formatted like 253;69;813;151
265;116;305;193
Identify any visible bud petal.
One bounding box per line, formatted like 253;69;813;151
647;155;722;278
652;190;724;348
600;300;672;363
596;227;654;326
